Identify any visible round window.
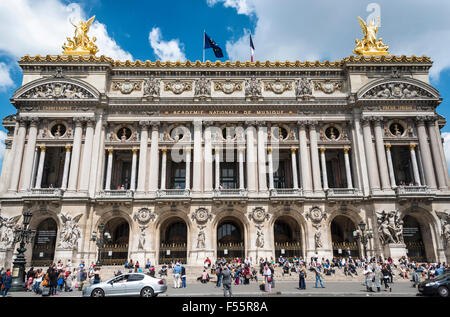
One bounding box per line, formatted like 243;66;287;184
50;123;66;137
389;123;404;137
170;126;186;141
275;127;288;140
325;126;340;140
117;127;132;140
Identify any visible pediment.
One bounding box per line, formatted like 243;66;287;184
357;78;440;101
14;78;99;100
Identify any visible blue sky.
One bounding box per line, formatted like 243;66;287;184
1;0;450;171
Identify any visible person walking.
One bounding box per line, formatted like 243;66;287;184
314;263;325;288
297;263;307;290
215;265;223;287
363;265;374;292
33;269;43;295
373;264;382;292
221;266;232;297
381;264;392;292
173;262;181;288
77;267;87;291
1;269;12;297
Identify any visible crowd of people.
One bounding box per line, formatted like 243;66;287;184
0;254;448;297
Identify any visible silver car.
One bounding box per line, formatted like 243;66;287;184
82;273;167;297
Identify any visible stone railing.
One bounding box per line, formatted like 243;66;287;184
213;188;248;197
98;190;134;198
270;188;302;197
327;188;363;198
157;189;190;198
395;185;432;195
28;188;64;197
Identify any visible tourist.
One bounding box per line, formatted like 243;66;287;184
64;270;73;292
297;263;307;290
173;262;182;288
145;259;151;269
381;264;392;292
49;267;59;296
314;263;325;288
181;265;186;288
221;266;232;297
201;269;209;283
215;265;223;287
263;264;272;292
76;267;87;291
33;269;44;294
363;265;374;292
373;263;382;292
57;270;65;292
1;269;12;297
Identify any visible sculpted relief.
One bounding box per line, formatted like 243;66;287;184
19;82;95;99
0;215;21;249
58;213;83;250
377;210;404;245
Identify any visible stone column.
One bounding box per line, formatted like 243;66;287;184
185;147;191;190
309;122;322;191
245;122;258;192
203;122;213;192
160;147;167;190
214;147;220;190
80;119;95;192
20;118;39;191
61;145;72;190
373;118;391;190
148;121;160;192
290;147;299;189
192;120;203;192
137;121;149;192
67;119;83;191
35;146;46;189
427;119;447;190
298;121;312;192
88;113;104;197
105;148;113;190
409;144;421;186
361;118;381;191
238;147;245;190
320;147;328;190
416;118;437;189
30;147;39;189
385;144;396;188
267;147;274;190
8;119;27;192
257;122;268;192
343;147;353;189
130;148;138;190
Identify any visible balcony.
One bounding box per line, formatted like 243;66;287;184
213;188;248;198
270;188;302;197
28;188;64;197
395;185;433;197
326;188;363;198
157;189;190;198
98;190;134;199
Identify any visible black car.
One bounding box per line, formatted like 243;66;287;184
418;272;450;297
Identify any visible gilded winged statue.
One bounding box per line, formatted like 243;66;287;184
353;16;389;56
62;15;98;55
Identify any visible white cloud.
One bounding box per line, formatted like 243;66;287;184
0;130;7;170
442;132;450;177
148;27;186;62
0;0;132;61
217;0;450;80
0;63;14;89
207;0;255;15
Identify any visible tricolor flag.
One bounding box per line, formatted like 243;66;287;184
250;34;255;62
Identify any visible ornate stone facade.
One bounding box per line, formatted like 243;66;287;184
0;54;449;268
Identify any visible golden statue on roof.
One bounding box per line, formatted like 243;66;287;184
353;16;389;56
62;15;98;56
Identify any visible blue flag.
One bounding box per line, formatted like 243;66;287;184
204;32;224;58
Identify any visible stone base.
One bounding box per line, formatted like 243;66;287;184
189;250;215;265
383;243;407;260
247;249;273;262
306;249;333;261
446;246;450;263
53;249;75;265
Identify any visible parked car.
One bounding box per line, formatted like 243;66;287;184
418;272;450;297
82;273;167;297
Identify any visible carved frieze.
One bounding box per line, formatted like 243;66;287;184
244;76;262;99
194;76;211;97
248;207;270;223
164;80;193;94
306;206;327;230
313;80;342;94
295;78;313;99
376;210;404;245
264;79;292;94
191;207;212;224
362;82;434;99
57;213;83;250
19;82;95;99
112;80;142;94
214;80;243;94
143;75;161;98
133;207;156;225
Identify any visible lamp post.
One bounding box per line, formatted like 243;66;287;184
10;209;35;292
353;221;373;260
91;224;111;267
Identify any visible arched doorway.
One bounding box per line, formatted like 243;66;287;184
159;218;187;264
31;218;57;266
217;217;245;261
330;215;360;257
274;216;302;259
403;215;426;262
101;218;130;265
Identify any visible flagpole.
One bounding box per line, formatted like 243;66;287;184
203;30;205;63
